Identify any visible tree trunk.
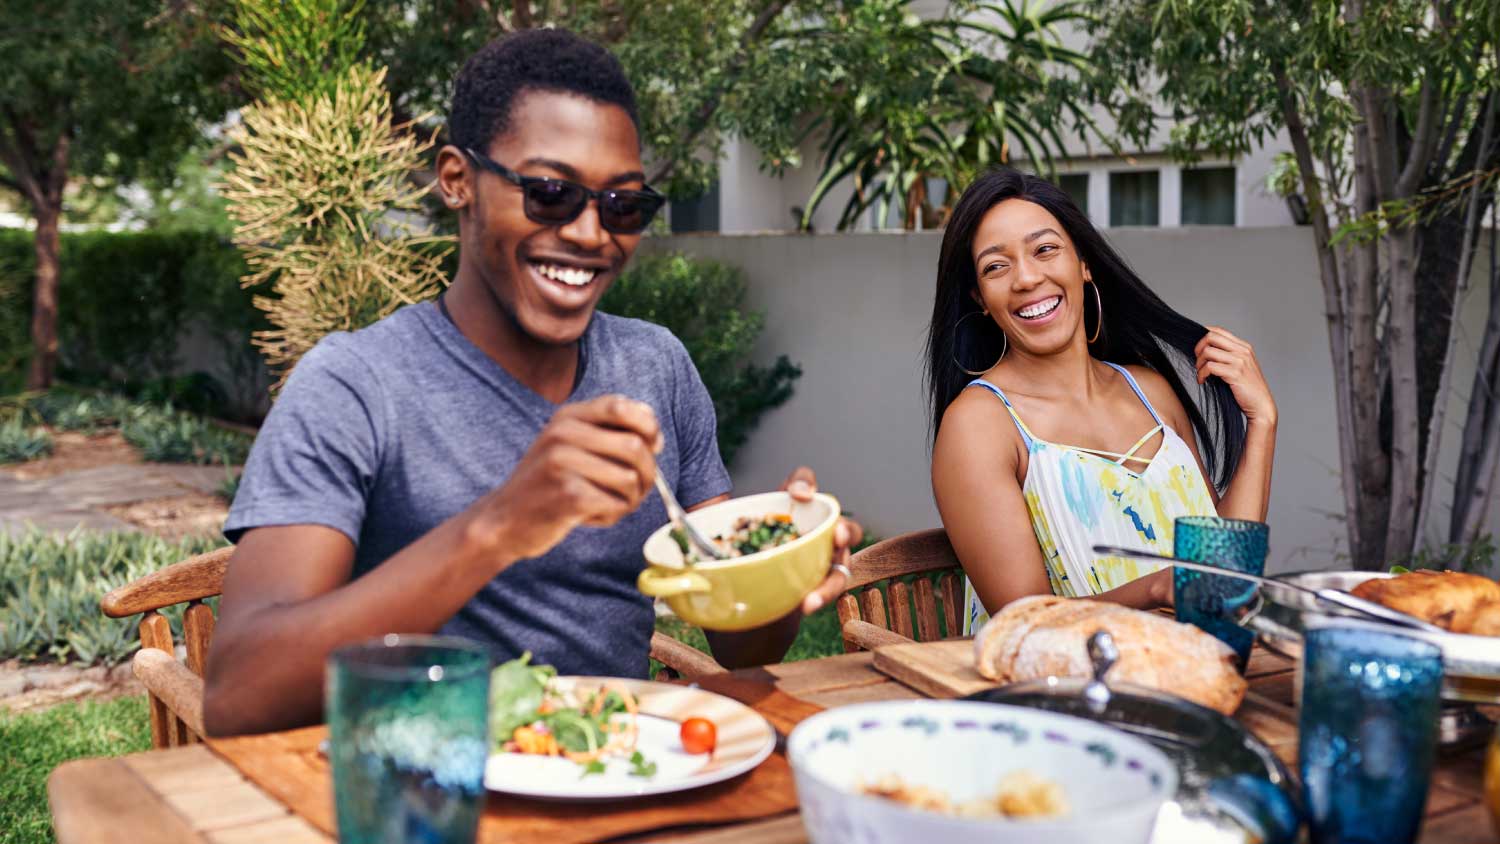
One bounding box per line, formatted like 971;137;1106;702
1348;123;1391;568
1452;218;1500;543
1383;224;1422;562
25;197;62;390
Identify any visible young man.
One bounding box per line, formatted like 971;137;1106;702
202;30;858;736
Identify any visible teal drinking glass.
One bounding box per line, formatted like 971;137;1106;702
1298;619;1443;844
1172;515;1269;668
328;634;492;844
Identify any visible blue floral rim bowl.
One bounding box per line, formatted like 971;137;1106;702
786;700;1178;844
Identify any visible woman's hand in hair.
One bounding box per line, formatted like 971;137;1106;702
1194;326;1276;428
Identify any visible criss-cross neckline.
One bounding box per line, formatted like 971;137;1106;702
967;362;1174;480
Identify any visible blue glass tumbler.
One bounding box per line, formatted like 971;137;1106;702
1298;620;1443;844
1172;515;1269;668
328;634;492;844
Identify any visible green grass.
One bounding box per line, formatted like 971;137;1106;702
0;696;152;844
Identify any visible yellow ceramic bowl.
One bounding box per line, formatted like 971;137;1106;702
637;491;839;632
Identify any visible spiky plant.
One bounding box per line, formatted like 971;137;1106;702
220;0;452;388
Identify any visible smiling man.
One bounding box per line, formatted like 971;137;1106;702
202;30;857;737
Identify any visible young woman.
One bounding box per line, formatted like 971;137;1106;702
926;169;1277;634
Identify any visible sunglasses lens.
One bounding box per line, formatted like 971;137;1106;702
600;193;660;234
524;181;588;223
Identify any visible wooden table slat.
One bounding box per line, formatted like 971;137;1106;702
49;758;202;844
203;815;330;844
160;779;293;832
1419;804;1500;844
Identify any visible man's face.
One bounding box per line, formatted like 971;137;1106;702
462;90;645;346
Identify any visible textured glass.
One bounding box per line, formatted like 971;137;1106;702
328;635;492;844
1109;171;1160;226
1058;173;1090;216
1172;516;1268;667
1298;624;1442;844
1181;167;1237;225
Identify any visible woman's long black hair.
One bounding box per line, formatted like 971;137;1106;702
923;168;1246;490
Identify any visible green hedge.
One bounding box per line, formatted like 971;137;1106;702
0;229;264;415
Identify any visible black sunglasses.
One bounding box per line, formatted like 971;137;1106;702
462;148;665;235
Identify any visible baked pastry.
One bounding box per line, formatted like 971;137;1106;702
1349;570;1500;633
973;596;1247;715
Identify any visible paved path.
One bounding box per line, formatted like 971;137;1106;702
0;463;231;535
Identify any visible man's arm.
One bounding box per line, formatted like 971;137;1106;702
204;396;662;736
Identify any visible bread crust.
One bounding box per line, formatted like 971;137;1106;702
1349;571;1500;633
972;596;1247;714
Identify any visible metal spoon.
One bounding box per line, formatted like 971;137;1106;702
654;469;727;562
1092;544;1446;634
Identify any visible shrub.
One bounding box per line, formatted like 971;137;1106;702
0;228;266;420
0;415;52;463
23;388;135;434
600;253;801;467
121;404;253;466
0;530;226;665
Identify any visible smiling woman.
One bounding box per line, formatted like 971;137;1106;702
924;168;1278;629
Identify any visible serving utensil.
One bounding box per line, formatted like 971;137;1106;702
1093;544;1445;634
654;468;727;561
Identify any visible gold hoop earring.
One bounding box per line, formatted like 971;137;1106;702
952;310;1008;376
1086;281;1103;345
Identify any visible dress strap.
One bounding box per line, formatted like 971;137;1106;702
966;379;1036;450
1102;361;1163;425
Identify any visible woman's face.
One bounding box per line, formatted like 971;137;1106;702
969;198;1091;357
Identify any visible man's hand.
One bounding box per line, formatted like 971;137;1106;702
475;395;661;559
782;466;864;615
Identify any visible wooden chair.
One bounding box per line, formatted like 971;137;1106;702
100;547;726;749
836;528;964;652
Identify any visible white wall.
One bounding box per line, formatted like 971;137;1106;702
641;227;1499;574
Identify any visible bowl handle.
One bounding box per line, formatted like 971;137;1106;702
637;567;712;598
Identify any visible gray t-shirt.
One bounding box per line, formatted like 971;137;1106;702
224;301;731;677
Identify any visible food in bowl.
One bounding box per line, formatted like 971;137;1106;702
972;595;1247;714
788;700;1176;844
1349;570;1500;634
674;513;802;563
638;491;838;632
860;771;1069;820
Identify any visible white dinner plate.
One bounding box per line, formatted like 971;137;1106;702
485;676;776;801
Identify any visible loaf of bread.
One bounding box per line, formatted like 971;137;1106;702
972;596;1248;715
1349;570;1500;635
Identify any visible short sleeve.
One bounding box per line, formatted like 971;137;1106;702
667;340;732;508
224;336;386;545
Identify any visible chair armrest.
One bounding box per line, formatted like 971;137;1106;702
649;631;729;679
132;648;206;738
841;619;915;651
101;547;234;618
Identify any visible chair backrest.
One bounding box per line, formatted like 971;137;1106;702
836;529;962;651
100;546;232;748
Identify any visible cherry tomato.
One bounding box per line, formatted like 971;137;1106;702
680;717;717;755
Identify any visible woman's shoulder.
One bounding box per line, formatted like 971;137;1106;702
1117;364;1192;427
936;385;1022;459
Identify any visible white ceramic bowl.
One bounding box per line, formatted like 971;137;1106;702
787;700;1178;844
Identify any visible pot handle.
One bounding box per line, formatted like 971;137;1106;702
1205;774;1302;844
637;567;712;598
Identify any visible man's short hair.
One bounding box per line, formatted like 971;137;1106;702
448;29;639;152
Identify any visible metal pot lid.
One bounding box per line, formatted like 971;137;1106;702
963;631;1300;844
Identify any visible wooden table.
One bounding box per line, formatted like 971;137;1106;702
47;648;1497;844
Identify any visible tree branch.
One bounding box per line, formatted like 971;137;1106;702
0;171;22;194
646;0;794;185
1396;71;1442;196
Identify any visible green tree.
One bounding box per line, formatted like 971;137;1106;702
1082;0;1500;568
0;2;238;389
792;0;1099;229
352;0;1096;224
